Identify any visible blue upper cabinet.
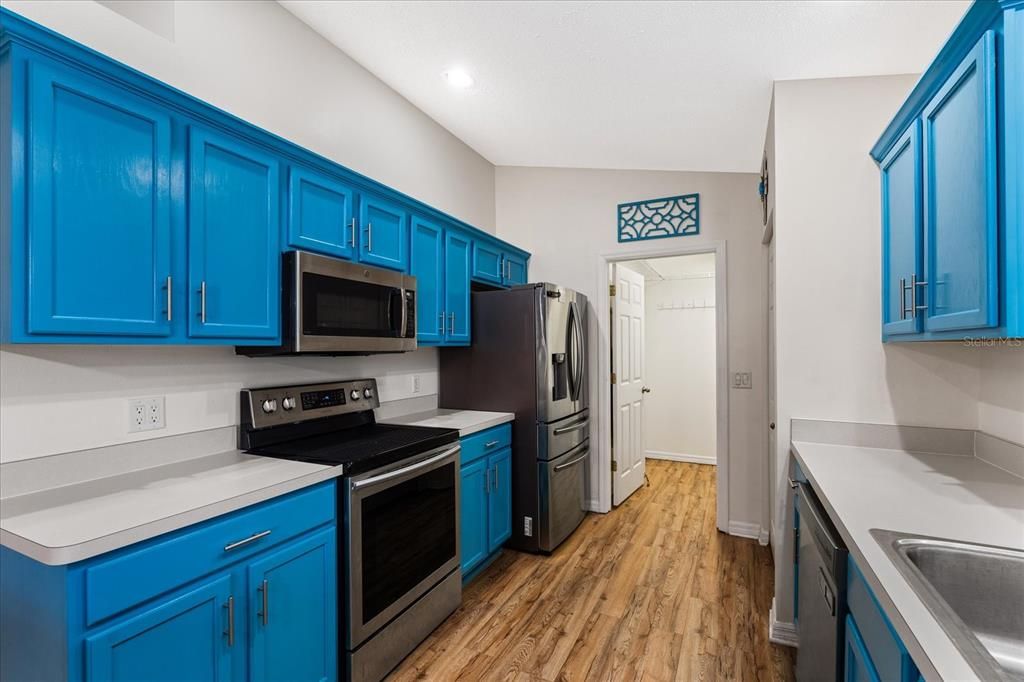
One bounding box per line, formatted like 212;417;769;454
247;527;337;682
444;228;472;344
472;239;504;285
880;123;923;337
188;127;280;341
872;5;1022;341
288;165;356;261
358;193;408;271
921;31;999;333
504;251;528;287
411;216;445;344
84;574;235;682
0;9;530;345
23;58;173;338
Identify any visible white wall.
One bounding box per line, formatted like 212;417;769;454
766;74;1024;625
0;0;496;463
495;166;765;528
627;255;717;461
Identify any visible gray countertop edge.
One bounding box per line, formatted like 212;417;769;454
381;409;515;437
0;464;346;566
789;441;952;682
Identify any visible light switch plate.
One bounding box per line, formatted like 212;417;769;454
733;372;752;389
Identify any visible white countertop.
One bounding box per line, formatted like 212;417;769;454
791;440;1024;682
381;408;514;437
0;450;340;566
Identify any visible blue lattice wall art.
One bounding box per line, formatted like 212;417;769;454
617;193;700;242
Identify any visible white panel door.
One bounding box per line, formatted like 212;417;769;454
612;264;646;506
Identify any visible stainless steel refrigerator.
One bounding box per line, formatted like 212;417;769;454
439;283;589;553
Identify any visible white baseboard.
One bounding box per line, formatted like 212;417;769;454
768;598;799;648
728;520;768;543
646;450;717;466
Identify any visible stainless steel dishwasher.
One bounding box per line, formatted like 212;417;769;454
796;481;848;682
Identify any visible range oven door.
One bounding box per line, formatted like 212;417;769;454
292;250;417;353
344;443;461;648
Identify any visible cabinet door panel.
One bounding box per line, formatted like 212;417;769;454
460;459;489;575
504;253;528;287
85;574;234;682
288;166;355;260
188;127;280;339
880;124;923;337
922;31;999;332
472;240;503;285
444;229;472;344
27;60;173;336
359;195;408;271
248;528;337;682
487;448;512;552
411;216;444;344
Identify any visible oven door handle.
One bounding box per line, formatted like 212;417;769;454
351;445;459;492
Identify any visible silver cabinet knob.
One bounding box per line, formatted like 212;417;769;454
350;390;361;401
261;399;278;414
281;397;296;411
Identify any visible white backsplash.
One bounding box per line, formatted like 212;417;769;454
0;345;439;463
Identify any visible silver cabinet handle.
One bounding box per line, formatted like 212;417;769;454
224;596;235;646
449;311;455;335
352;445;459;491
164;275;172;321
367;222;373;252
223;529;272;552
258;579;269;626
198;281;207;323
913;274;928;312
485;440;500;448
349;217;356;248
439;312;445;334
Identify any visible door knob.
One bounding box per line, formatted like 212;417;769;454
641;386;651;394
770;422;776;430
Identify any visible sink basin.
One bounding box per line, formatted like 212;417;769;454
872;530;1024;682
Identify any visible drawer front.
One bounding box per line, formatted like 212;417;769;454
461;424;512;465
847;557;918;682
84;482;335;627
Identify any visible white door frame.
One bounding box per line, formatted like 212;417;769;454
594;241;729;533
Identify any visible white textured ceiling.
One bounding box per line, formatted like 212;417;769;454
279;1;969;173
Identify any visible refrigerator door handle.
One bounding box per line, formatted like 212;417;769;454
566;302;578;400
569;301;584;401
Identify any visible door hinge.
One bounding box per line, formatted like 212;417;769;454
611;460;618;472
610;371;616;384
609;284;616;297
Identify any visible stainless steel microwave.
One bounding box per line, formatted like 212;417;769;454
238;251;417;356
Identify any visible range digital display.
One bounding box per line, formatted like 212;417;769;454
301;388;347;411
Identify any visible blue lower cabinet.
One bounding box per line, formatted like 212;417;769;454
460;424;513;582
487;449;512;552
188;126;281;341
358;193;408;271
460;458;490;575
248;527;337;682
85;573;236;682
847;557;918;682
0;483;336;682
844;614;881;682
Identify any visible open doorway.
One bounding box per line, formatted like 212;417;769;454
610;253;719;507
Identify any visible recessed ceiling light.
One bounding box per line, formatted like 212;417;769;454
443;68;474;89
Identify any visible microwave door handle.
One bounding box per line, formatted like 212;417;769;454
401;289;409;338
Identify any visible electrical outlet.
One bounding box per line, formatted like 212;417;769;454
523;516;533;537
128;396;165;433
411;374;421;394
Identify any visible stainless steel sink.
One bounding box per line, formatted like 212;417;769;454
872;529;1024;682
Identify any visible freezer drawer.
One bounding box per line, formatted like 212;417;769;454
537;440;588;552
538;410;589;461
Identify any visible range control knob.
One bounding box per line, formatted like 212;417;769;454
363;388;373;399
261;399;278;414
281;396;296;411
350;389;361;401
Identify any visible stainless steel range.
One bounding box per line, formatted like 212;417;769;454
239;379;461;682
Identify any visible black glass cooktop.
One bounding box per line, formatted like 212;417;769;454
248;422;458;475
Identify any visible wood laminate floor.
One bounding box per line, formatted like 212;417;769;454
388;460;796;682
